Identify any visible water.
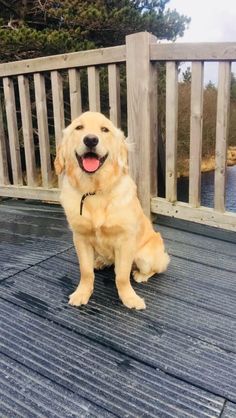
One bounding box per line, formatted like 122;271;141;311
177;165;236;212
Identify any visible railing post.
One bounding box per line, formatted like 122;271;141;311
126;32;158;217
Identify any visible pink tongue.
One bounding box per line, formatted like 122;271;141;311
82;157;100;172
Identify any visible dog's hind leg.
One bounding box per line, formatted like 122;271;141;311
133;232;170;283
132;269;155;283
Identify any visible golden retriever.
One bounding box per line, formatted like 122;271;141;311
55;111;170;310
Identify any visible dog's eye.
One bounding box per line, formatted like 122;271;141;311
101;126;109;133
75;125;84;130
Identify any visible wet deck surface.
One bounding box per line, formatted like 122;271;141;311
0;199;236;418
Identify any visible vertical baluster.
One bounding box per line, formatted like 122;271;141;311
108;64;121;127
166;62;178;202
0;95;10;185
34;73;52;187
87;66;100;112
214;62;231;212
3;77;23;185
189;62;204;206
18;75;37;186
69;68;82;120
51;71;65;147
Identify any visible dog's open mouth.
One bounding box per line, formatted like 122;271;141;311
75;151;108;174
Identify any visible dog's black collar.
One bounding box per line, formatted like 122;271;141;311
80;192;96;216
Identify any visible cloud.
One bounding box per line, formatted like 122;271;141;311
168;0;236;42
167;0;236;82
220;12;236;41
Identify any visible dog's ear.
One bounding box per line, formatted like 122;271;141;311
54;125;72;175
117;130;129;174
54;144;65;175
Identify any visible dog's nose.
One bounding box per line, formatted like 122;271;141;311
83;135;99;148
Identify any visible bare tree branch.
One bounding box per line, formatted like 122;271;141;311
0;0;21;17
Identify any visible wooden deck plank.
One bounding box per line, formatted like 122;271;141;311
0;203;71;281
157;224;236;257
165;237;236;272
221;402;236;418
1;262;236;404
0;350;113;418
156;214;236;244
29;253;236;350
0;299;224;418
0;201;235;416
58;246;236;320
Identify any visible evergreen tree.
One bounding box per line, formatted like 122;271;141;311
205;80;216;90
182;66;191;83
0;0;190;61
231;72;236;100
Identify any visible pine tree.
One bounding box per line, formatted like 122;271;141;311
0;0;190;62
182;66;191;83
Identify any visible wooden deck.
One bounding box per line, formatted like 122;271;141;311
0;199;236;418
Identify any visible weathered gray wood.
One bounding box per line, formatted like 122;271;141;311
69;68;82;120
214;62;231;212
0;35;234;232
51;71;65;146
108;64;121;127
165;62;178;202
18;75;37;186
150;62;158;197
189;62;204;207
126;32;158;216
0;185;59;201
150;42;236;61
87;66;100;112
151;197;236;231
1;42;235;79
34;73;52;187
0;45;126;77
3;77;23;185
0;97;9;185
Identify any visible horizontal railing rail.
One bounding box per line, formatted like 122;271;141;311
150;42;236;61
0;45;126;77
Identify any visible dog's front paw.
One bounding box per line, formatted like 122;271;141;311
121;293;146;310
69;289;92;307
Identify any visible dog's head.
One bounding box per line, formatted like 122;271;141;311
54;111;128;190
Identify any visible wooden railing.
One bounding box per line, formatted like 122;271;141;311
0;32;235;230
0;45;125;201
149;38;236;231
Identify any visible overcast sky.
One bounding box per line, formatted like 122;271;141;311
167;0;236;83
168;0;236;42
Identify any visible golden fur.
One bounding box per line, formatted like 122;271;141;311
55;111;170;310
